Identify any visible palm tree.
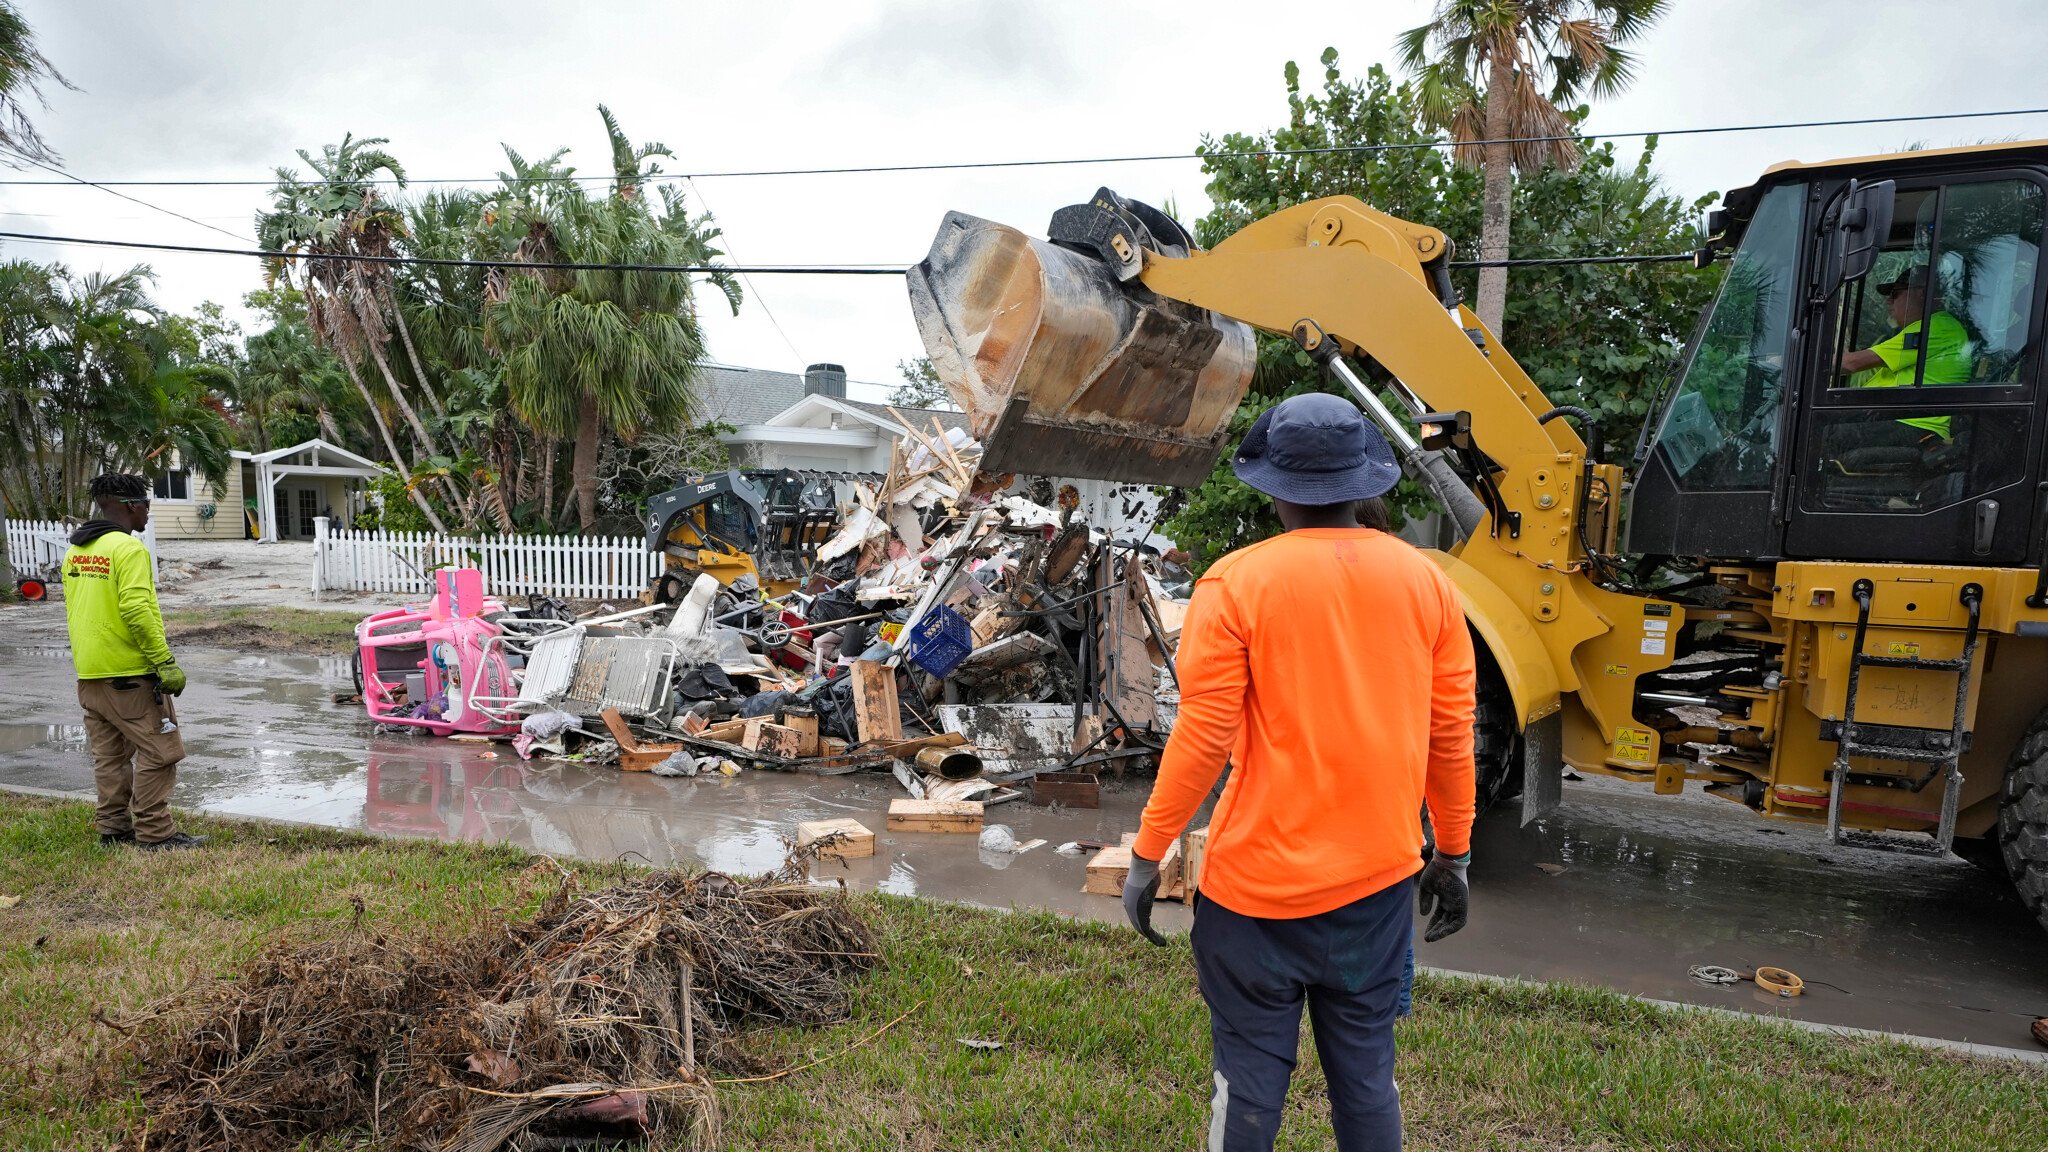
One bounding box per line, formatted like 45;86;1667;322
258;134;451;531
0;258;62;515
486;109;739;531
1398;0;1668;334
0;1;73;164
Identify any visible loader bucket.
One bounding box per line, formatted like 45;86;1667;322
907;209;1257;487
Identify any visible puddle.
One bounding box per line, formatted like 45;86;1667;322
2;636;2045;1049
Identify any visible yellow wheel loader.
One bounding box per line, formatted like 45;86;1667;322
908;142;2048;936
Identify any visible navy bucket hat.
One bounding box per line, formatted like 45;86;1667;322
1230;393;1400;505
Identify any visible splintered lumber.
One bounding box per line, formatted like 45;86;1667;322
778;707;821;756
738;716;771;751
701;717;749;744
887;798;983;833
852;660;903;743
1184;826;1209;897
600;706;683;773
1085;832;1178;897
797;817;876;859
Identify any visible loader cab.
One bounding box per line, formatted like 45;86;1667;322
1630;142;2048;565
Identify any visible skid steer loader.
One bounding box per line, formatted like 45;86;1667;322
907;142;2048;936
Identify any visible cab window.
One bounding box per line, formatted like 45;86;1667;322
1648;183;1804;491
1829;177;2042;390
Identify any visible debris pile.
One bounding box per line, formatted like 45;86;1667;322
116;862;875;1152
371;413;1194;795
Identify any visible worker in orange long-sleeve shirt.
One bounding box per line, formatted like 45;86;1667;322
1124;392;1476;1152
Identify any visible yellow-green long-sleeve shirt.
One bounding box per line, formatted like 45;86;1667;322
62;525;175;679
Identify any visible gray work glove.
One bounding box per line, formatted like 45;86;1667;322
1122;852;1168;947
1416;849;1471;942
154;661;188;697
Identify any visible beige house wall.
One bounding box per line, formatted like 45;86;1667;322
150;466;247;541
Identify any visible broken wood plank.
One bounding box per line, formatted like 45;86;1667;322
701;717;748;743
851;660;902;743
797;817;875;859
754;722;806;760
1184;826;1208;897
679;711;710;736
1030;770;1100;809
1084;833;1177;897
599;706;684;772
738;716;770;751
778;707;821;756
886;798;983;833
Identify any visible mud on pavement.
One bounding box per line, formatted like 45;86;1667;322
3;611;2046;1054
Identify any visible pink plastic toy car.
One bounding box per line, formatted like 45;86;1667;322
353;568;521;736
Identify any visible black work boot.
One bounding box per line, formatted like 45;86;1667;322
138;832;209;852
98;829;135;848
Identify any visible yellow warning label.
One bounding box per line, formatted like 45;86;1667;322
1604;663;1629;677
1611;726;1655;763
1886;641;1920;657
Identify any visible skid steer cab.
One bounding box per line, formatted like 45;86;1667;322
908;141;2048;939
642;468;844;602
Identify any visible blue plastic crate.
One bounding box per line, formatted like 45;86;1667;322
904;604;973;678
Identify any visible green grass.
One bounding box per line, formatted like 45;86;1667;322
163;606;362;653
2;794;2041;1151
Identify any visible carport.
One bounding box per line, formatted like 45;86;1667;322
239;439;382;542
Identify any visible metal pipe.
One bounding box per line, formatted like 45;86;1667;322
1326;355;1419;452
1639;691;1719;708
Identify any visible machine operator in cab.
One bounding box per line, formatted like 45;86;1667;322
1836;264;1973;446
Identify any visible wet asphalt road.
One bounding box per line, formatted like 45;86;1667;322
2;617;2044;1053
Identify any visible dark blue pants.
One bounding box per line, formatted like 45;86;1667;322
1191;878;1412;1152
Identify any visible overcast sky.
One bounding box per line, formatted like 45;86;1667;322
7;0;2048;402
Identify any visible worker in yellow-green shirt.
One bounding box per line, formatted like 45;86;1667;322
61;473;205;851
1837;265;1973;443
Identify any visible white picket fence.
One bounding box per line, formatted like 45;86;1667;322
5;516;156;583
312;519;661;600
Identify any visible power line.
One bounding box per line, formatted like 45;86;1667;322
688;177;805;363
0;229;910;273
0;148;255;242
2;105;2045;189
0;228;1704;272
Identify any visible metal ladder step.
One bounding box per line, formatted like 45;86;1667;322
1825;579;1982;854
1834;829;1953;858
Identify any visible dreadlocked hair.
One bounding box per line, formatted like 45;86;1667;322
89;473;150;503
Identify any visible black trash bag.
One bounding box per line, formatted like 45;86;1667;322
740;689;794;718
673;663;737;701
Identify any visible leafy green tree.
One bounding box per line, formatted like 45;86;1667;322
258;134;452;531
890;357;955;409
486;107;739;531
0;0;72;163
1162;51;1718;568
0;261;237;516
1398;0;1669;334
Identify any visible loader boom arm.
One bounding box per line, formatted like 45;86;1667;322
1136;197;1582;503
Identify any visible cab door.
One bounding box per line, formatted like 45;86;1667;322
1784;171;2048;564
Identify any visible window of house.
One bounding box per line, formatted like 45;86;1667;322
152;470;190;501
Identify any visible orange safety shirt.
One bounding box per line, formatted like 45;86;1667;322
1135;528;1476;920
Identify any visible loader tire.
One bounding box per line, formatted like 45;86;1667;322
1998;715;2048;935
1474;648;1522;811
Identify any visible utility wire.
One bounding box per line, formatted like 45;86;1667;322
2;106;2045;188
0;229;1704;272
0;148;255;242
0;229;909;273
688;176;805;362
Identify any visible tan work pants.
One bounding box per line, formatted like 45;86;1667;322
78;677;186;842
